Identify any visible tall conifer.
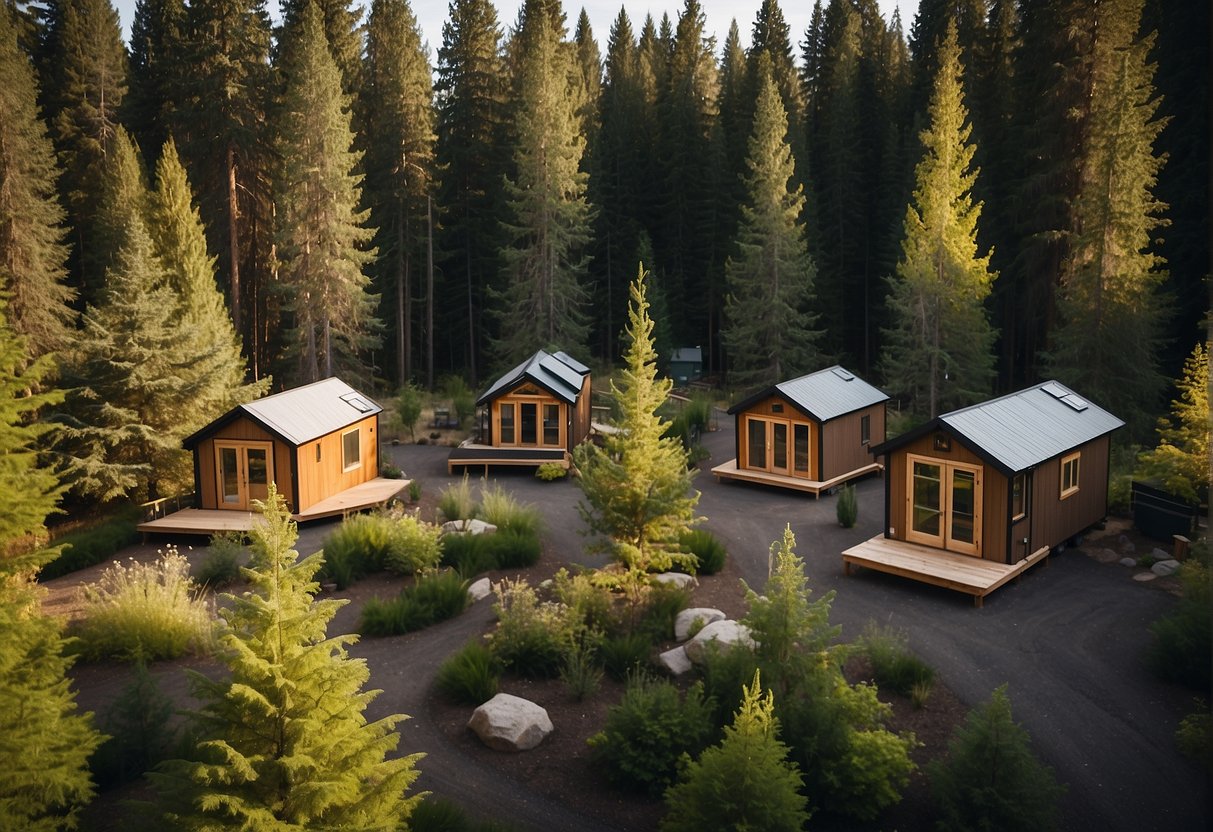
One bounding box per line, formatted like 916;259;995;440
125;0;184;162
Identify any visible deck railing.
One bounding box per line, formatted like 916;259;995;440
140;492;196;522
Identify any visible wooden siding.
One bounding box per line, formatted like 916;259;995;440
820;403;885;481
885;430;1010;563
195;416;293;511
571;373;592;448
735;395;819;479
1030;436;1110;551
296;414;380;513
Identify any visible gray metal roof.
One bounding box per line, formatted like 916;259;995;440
477;350;590;406
766;366;889;422
940;381;1124;473
670;347;703;364
238;377;382;446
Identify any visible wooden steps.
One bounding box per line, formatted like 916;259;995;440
710;458;882;498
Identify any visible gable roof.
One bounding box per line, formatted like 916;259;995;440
728;366;889;423
184;377;381;449
670;347;702;364
476;350;590;406
870;380;1124;475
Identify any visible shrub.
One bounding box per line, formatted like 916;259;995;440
488;578;574;678
837;483;858;528
684;395;713;436
193;532;246;589
599;632;651;681
561;640;603;701
1176;701;1212;769
1148;555;1211;691
435;642;500;706
480;482;543;537
484;529;541;570
408;480;422;502
535;461;567;481
381;462;404;479
91;661;177;788
359;570;469;637
441;533;496;579
74;548;214;661
410;796;521;832
438;474;480;522
860;622;935;697
552;569;616;633
639;581;690;641
929;685;1065;832
39;507;140;580
678;528;727;575
320;511;443;588
393;383;424;441
382;514;444;575
588;674;714;797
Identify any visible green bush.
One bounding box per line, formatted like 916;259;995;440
837;483;858;528
588;674;715;797
484;529;541;570
684;395;713;436
599;632;651;681
393;383;424;441
382;514;443;575
861;622;935;697
435;642;500;706
320;511;443;588
639;581;690;641
440;533;496;578
407;479;422;502
438;474;480;522
39;507;140;580
381;462;404;479
1148;555;1211;691
91;661;177;788
410;796;521;832
488;578;574;678
678;529;727;575
561;641;603;701
535;461;567;481
1176;700;1212;769
552;569;616;633
74;547;215;661
480;482;543;537
359;570;469;637
193;532;246;589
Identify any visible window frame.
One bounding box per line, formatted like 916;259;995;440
342;427;361;472
1059;451;1080;499
860;414;871;445
1012;472;1027;520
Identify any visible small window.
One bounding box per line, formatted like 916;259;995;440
315;444;321;463
771;403;784;413
933;433;951;452
1060;452;1080;498
1012;473;1027;520
499;403;515;445
342;428;361;472
860;414;871;445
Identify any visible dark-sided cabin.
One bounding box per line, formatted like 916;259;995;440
843;381;1124;606
712;366;888;496
668;347;703;384
184;377;384;515
448;350;591;473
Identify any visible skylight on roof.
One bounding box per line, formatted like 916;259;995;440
1041;381;1069;399
1061;394;1088;412
831;367;855;381
340;392;375;413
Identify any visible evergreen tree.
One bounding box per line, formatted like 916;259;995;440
361;0;435;388
276;1;379;384
125;0;184;162
661;670;809;832
150;484;424;829
0;3;75;356
494;0;592;366
723;67;821;391
573;8;601;141
575;264;699;575
746;0;805;182
1047;0;1167;438
1137;341;1209;504
279;0;363;96
881;21;995;419
434;0;508;384
929;685;1065;832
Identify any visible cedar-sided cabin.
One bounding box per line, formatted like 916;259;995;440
448;350;591;473
183;377;384;515
712;366;888;497
869;381;1124;566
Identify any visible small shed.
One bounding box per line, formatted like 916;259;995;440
448;350;591;472
712;366;888;496
183;377;385;515
668;347;703;384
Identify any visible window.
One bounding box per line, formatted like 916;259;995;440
1012;473;1027;519
861;414;871;445
1060;452;1080;498
316;444;321;463
342;428;361;471
771;403;784;413
499;403;515;444
542;403;560;445
933;433;951;452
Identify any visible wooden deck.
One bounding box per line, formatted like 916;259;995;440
710;458;883;498
137;477;410;536
447;444;570;474
841;535;1051;607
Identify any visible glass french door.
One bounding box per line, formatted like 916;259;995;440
906;455;981;556
214;441;273;510
744;417;810;478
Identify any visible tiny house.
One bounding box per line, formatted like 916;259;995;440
869;381;1124;565
668;347;703;384
449;350;591;472
183;377;382;515
713;366;888;496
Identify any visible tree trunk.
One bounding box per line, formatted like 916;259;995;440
426;194;434;390
396;205;406;387
226;144;241;334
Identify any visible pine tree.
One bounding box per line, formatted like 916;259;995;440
125;0;185;162
929;685;1065;832
494;0;592;366
746;0;805;183
574;264;699;575
1047;0;1167;438
661;670;809;832
276;1;379;384
0;3;75;356
279;0;363;96
723;66;821;391
361;0;436;388
881;21;995;420
1138;341;1210;503
150;484;424;829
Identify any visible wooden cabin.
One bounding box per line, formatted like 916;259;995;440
668;347;703;384
183;377;384;515
448;350;591;472
712;366;888;496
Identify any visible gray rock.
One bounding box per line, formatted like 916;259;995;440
1119;558;1138;568
442;519;497;535
684;620;755;665
467;577;492;602
1132;572;1157;582
675;607;726;642
1150;548;1169;561
467;694;553;752
658;646;693;676
652;572;697;589
1118;535;1136;554
1151;559;1181;578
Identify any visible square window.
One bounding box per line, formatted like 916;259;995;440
933;434;951;452
1060;452;1080;498
342;428;361;472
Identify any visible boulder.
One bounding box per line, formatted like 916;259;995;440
674;607;726;642
684;620;754;665
658;645;693;677
442;519;497;535
467;694;553;752
652;572;697;590
1132;572;1157;582
1151;559;1181;578
1119;557;1138;568
1150;547;1169;561
467;577;492;602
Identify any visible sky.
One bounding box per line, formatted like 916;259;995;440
112;1;919;54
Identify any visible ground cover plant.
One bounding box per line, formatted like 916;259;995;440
438;474;480;522
39;506;140;580
435;642;500;706
319;509;443;588
91;661;179;788
1147;544;1210;691
860;621;936;702
192;531;246;589
360;569;470;637
678;528;727;575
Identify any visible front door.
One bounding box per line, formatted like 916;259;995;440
906;455;982;556
214;441;273;510
745;416;811;478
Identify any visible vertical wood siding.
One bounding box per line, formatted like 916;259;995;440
295;414;380;512
820;403;885;481
1030;437;1110;551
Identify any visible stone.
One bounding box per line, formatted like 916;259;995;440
1119;558;1138;568
442;519;497;535
1151;559;1181;578
674;607;726;642
652;572;697;589
467;577;492;602
1118;535;1136;555
658;645;693;676
467;694;553;752
1132;572;1157;582
1150;548;1169;561
684;620;755;665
